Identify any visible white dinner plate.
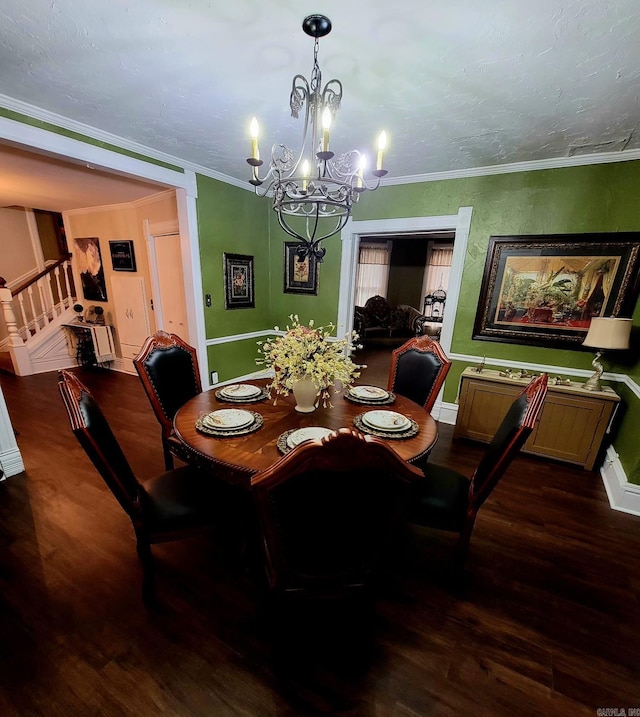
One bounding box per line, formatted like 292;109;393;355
349;385;389;400
286;426;334;449
219;383;261;398
362;410;410;432
203;409;255;430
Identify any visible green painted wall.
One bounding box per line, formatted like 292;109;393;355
345;161;640;482
196;175;271;380
205;160;640;482
267;216;344;331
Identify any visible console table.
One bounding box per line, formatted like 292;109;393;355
62;322;115;368
454;367;620;470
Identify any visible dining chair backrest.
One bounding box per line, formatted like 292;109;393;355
408;373;549;562
387;335;452;413
58;369;141;517
134;330;202;438
250;428;424;597
469;373;548;512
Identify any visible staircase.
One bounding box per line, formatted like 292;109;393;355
0;257;79;376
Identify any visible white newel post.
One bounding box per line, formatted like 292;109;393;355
0;284;33;376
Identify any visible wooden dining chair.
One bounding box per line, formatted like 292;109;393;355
387;335;452;413
250;428;424;601
409;373;548;562
133;330;202;470
58;369;231;604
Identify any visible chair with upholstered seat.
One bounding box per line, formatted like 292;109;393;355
409;373;548;562
58;369;229;604
387;335;452;413
250;428;424;601
134;330;202;470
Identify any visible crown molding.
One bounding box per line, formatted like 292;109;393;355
3;94;639;195
383;149;640;186
63;188;177;216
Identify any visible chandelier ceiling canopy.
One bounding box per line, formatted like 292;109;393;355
246;14;387;261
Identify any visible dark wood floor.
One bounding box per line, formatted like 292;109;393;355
0;359;639;716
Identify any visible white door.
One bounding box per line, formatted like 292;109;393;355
154;233;189;338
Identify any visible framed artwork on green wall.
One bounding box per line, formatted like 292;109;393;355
284;242;319;295
473;233;640;349
223;253;255;309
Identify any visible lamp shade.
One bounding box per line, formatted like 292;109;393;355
582;317;632;350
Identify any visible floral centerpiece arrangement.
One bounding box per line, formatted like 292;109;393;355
257;315;364;408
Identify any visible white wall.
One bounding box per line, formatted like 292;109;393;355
64;190;178;357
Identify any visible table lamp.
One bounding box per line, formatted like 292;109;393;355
582;317;632;391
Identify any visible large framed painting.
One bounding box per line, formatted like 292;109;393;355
473;233;640;349
223;253;255;309
283;242;319;295
74;237;108;302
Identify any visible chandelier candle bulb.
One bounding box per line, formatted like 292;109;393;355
250;117;260;161
321;107;331;152
376;131;387;171
301;159;310;192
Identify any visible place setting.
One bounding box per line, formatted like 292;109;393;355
195;408;264;437
277;426;335;454
344;384;396;406
214;382;269;403
353;409;419;439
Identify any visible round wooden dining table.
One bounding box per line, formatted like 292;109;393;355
173;378;438;488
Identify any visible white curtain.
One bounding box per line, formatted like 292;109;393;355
422;245;454;298
355;242;391;306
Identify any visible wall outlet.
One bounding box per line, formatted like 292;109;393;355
210;371;219;385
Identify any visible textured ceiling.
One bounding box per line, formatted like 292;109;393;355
0;0;639;184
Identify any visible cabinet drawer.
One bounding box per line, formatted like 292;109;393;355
120;343;141;360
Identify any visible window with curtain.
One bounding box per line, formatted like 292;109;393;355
354;241;391;306
422;244;454;297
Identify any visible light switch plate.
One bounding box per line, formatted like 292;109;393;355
210;371;219;384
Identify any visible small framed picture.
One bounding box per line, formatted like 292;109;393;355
109;240;137;272
223;253;255;309
284;242;319;295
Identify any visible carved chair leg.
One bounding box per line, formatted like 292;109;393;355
162;438;175;471
136;534;157;605
453;514;476;566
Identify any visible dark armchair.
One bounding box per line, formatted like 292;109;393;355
409;373;548;562
250;428;424;600
58;369;231;603
353;295;429;346
387;335;452;413
134;331;202;470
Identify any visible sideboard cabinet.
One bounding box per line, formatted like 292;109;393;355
454;368;620;470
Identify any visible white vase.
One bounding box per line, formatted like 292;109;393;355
292;377;319;413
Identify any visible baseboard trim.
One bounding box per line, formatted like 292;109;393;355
435;400;458;425
0;446;25;478
600;446;640;516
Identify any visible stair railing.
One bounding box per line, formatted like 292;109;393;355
0;255;76;375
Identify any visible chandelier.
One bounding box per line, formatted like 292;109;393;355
246;14;388;261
